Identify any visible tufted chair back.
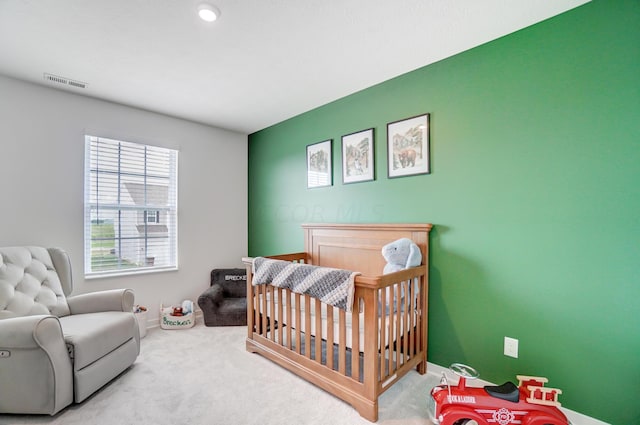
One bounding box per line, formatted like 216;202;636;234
0;246;73;320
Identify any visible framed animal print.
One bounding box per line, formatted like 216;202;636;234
341;128;374;184
387;113;430;178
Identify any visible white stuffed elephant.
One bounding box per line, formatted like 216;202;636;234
382;238;422;274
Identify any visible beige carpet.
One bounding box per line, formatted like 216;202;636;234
0;322;440;425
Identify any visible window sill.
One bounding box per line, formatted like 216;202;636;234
85;266;179;280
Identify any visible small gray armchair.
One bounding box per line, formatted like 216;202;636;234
0;247;140;415
198;268;247;326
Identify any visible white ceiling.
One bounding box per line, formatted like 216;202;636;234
0;0;589;134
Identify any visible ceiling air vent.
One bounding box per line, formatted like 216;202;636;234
43;73;87;89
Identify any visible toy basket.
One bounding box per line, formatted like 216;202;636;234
134;305;148;338
160;300;196;330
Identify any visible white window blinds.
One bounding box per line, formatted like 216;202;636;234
84;135;178;276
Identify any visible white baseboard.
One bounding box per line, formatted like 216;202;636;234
426;362;610;425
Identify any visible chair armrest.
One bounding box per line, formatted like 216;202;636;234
198;284;224;309
0;315;73;415
0;315;64;348
67;288;135;314
198;285;226;317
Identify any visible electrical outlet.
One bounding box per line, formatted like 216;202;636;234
504;336;518;358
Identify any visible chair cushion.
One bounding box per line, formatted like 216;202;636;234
59;311;136;370
219;298;247;314
0;247;71;319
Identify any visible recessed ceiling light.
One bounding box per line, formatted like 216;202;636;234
198;3;220;22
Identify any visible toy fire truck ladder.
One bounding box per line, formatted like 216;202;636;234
516;375;563;407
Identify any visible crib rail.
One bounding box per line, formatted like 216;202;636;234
243;254;428;420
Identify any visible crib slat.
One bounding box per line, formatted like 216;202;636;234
362;287;378;410
420;274;429;373
262;284;267;335
411;279;422;353
277;287;284;345
326;305;334;370
269;286;276;342
379;287;386;380
409;280;415;356
285;288;292;350
388;286;394;375
256;285;263;335
295;293;302;354
351;305;360;381
305;295;312;359
402;281;409;363
251;285;257;333
246;272;254;338
395;283;401;367
315;299;322;363
338;309;346;375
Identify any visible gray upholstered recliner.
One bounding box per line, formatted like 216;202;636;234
0;247;140;415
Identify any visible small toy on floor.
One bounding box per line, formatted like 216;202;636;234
133;304;147;313
181;299;193;315
427;363;569;425
168;300;194;316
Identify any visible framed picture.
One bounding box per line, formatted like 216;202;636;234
306;139;332;188
387;113;430;178
341;128;374;184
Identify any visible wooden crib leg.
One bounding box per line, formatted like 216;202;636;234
353;398;378;422
246;338;260;354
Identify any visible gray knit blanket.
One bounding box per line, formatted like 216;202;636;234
252;257;360;312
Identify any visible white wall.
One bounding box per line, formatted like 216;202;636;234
0;75;248;323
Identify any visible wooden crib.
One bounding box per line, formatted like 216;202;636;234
243;223;432;422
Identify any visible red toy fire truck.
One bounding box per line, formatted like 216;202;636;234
428;363;569;425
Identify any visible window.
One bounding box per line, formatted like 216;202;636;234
84;136;178;276
144;210;160;224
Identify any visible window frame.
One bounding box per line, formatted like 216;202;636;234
84;135;178;278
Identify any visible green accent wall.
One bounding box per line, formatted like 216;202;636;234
248;1;639;423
